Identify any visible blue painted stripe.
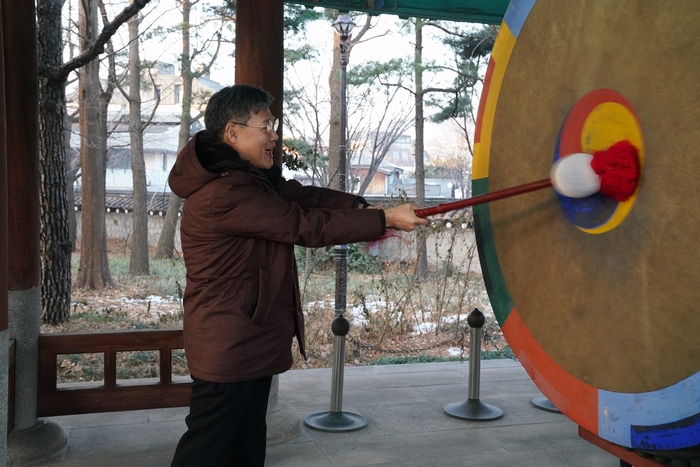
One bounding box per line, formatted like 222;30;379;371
503;0;537;38
631;412;700;451
553;110;617;229
598;370;700;449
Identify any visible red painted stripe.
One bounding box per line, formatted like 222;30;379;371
503;308;598;434
475;58;497;144
560;88;637;155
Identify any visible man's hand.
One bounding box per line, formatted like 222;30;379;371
383;204;429;232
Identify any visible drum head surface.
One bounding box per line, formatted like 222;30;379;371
473;0;700;450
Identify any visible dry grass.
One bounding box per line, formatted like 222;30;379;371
292;260;509;369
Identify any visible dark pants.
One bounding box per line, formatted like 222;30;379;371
171;375;273;467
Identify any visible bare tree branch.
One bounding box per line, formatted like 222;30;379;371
347;15;374;55
52;0;153;82
373;74;458;98
141;66;161;128
427;64;483;82
424;21;498;40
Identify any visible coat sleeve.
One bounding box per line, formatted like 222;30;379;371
207;174;385;248
276;177;368;210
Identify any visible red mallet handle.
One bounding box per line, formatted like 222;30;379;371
414;179;553;218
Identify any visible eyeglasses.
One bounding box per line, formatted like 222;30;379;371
230;118;279;133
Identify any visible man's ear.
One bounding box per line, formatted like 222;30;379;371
223;122;237;145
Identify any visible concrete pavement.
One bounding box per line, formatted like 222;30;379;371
35;360;620;466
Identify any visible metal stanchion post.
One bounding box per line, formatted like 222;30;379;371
304;14;367;433
444;308;504;420
304;244;367;431
304;311;368;432
532;395;561;413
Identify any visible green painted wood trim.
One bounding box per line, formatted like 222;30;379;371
287;0;508;24
472;177;514;325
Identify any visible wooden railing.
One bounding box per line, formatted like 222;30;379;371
37;330;190;417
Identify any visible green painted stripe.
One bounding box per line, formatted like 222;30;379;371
472;178;514;325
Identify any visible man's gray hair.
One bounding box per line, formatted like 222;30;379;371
204;84;274;138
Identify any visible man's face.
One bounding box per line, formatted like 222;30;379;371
224;108;278;169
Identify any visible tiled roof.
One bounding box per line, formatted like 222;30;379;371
74;190;179;216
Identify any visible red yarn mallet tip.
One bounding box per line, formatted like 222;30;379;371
590;140;641;202
365;229;403;253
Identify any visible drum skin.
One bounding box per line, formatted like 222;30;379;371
472;0;700;451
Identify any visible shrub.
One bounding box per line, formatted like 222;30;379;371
295;243;380;274
371;354;458;365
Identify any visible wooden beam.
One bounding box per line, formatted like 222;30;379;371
38;382;192;417
0;0;7;331
285;0;508;24
578;426;666;467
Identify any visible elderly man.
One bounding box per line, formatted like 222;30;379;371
169;84;426;466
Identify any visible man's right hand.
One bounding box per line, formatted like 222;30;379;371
383;204;429;232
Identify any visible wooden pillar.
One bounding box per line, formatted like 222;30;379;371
234;4;303;443
235;0;285;166
3;0;40;293
4;4;67;465
0;1;6;333
3;0;44;440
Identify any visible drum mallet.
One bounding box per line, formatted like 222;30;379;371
415;140;641;218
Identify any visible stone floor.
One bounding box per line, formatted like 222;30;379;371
36;360;621;466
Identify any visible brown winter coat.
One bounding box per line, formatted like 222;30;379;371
168;131;386;383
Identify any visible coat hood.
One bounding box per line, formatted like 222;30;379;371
168;130;281;199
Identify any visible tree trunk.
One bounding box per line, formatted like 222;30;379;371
414;18;428;280
157;193;183;259
327;17;369;191
74;0;113;289
127;9;149;275
65;0;78;254
155;0;193;259
36;0;72;324
65;106;78;253
327;33;341;190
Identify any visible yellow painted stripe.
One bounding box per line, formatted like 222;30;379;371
580;197;637;235
473;24;516;181
578;103;645;234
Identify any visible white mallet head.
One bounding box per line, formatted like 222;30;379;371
550;153;601;198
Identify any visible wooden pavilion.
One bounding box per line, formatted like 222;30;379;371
0;1;507;464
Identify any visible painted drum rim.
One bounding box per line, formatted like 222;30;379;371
472;0;700;451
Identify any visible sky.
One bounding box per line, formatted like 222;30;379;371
272;13;478;146
72;1;485;153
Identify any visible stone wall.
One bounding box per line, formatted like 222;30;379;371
75;212;480;271
76;212;182;253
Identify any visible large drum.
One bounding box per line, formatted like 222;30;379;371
473;0;700;455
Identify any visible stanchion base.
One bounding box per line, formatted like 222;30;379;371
444;399;503;421
531;395;561;413
304;411;368;433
